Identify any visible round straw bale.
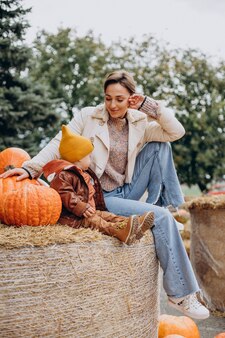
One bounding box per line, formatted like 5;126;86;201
188;196;225;313
0;224;159;337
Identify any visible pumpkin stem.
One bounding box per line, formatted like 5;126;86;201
4;165;16;171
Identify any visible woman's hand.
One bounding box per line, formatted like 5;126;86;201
128;94;145;110
83;205;96;218
0;168;29;180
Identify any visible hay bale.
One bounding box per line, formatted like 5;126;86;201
188;196;225;313
0;224;159;337
188;195;225;210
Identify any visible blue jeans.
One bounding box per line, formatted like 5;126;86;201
103;142;199;298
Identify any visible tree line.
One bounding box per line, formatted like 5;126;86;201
0;0;225;191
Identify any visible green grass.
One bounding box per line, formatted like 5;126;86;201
181;184;202;197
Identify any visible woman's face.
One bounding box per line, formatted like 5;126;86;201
104;83;130;118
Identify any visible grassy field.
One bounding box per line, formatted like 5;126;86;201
181;184;202;197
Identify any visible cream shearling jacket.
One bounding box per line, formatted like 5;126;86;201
23;102;185;182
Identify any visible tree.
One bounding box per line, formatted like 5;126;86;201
165;50;225;191
0;0;60;156
28;29;225;190
29;29;115;120
114;38;225;191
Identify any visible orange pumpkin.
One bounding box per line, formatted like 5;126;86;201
0;176;40;198
158;314;200;338
0;147;31;174
173;209;190;224
214;334;225;338
164;335;186;338
1;184;62;226
0;176;41;220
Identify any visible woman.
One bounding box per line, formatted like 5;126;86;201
0;70;209;319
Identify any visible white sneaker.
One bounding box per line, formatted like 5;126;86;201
168;293;210;320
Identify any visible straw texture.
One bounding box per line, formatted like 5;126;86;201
0;224;159;337
188;196;225;313
188;195;225;210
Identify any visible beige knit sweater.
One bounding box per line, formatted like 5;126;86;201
100;97;159;191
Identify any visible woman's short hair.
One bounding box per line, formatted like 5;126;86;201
104;70;136;94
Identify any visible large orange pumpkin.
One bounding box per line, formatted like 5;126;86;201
1;184;62;226
164;335;186;338
0;176;40;198
158;314;200;338
214;334;225;338
0;176;41;220
0;147;31;174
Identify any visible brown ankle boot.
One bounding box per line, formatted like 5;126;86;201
135;211;155;240
124;215;139;245
125;212;154;245
108;212;154;245
107;215;138;245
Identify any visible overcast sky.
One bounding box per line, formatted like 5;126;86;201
24;0;225;62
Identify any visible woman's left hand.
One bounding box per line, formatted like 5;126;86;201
128;94;145;110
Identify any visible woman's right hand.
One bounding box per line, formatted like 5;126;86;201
128;94;145;110
0;168;29;180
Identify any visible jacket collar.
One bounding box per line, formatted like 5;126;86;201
43;159;94;182
92;104;146;123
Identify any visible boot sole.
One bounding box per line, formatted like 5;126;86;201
136;212;154;240
125;216;139;245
